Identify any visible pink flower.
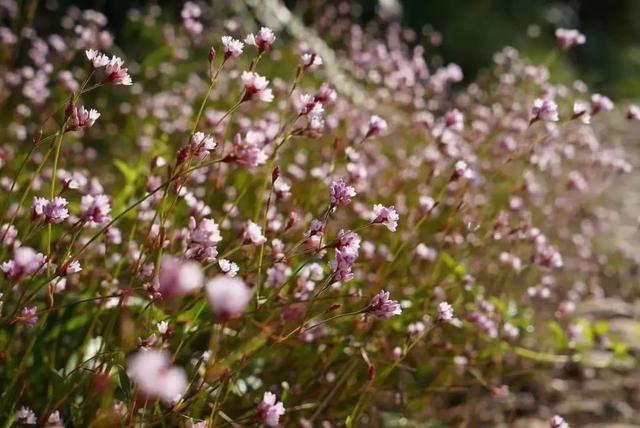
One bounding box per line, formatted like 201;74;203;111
190;132;217;161
444;109;464;131
1;246;46;279
555;28;586;50
330;178;356;206
314;83;337;105
549;415;570;428
437;301;454;323
80;194;111;227
245;27;276;52
85;49;109;68
16;407;37;424
19;306;39;327
205;276;253;319
530;98;559;123
572;100;590;124
47;411;63;426
32;196;69;224
241;71;274;103
181;2;203;36
218;259;239;277
591;93;614;115
329;230;361;282
301;52;322;70
243;221;267;245
230;133;268;168
221;36;244;59
368;290;402;320
364;115;388;139
158;256;204;298
186;217;222;263
627;104;640;121
60;259;82;276
67;105;100;131
372;204;399;232
127;350;188;405
257;391;285;427
103;55;132;85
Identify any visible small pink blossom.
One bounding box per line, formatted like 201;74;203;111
371;204;399;232
241;71;274;103
301;52;322;70
17;406;37;424
190;132;216;161
368;290;402;320
257;391;285;427
80;194;112;227
127;350;188;405
1;246;46;279
67;105;100;131
205;276;253;319
158;255;204;298
549;415;570;428
186;217;222;263
19;306;39;327
221;36;244;59
591;93;614;115
530;98;559;123
330;178;356;206
437;301;454;323
85;49;109;68
627;104;640;120
364;115;388;139
32;196;69;224
555;28;586;50
230;133;268;168
243;221;267;245
245;27;276;52
572;100;590;124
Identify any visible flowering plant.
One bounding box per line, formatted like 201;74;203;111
0;1;636;426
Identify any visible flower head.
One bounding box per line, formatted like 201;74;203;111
530;98;559;123
32;196;69;224
257;391;285;427
372;204;399;231
627;104;640;121
85;49;109;68
330;178;356;206
243;221;267;245
591;93;614;115
555;28;586;50
368;290;402;320
364;115;388;139
17;407;37;424
245;27;276;52
80;194;112;227
67;105;100;131
190;132;216;161
1;246;46;279
205;276;253;319
549;415;570;428
127;350;187;405
241;71;274;103
230;133;268;168
158;256;204;298
437;301;454;323
221;36;244;59
186;217;222;263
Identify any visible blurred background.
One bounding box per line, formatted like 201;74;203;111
28;0;640;98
